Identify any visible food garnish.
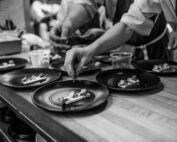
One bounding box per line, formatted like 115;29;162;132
60;89;91;109
21;73;47;85
152;63;170;72
118;75;140;88
0;60;15;69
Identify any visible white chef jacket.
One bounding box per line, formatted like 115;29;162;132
74;0;177;35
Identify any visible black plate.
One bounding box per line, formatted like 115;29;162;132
0;68;61;88
96;69;161;92
94;55;112;64
133;60;177;75
0;58;28;73
50;60;101;75
32;80;109;112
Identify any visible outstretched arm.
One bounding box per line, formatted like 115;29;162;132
87;22;134;55
64;22;134;78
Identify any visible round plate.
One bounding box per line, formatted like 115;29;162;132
96;69;161;92
0;68;61;88
0;58;28;73
32;80;109;112
133;60;177;75
50;60;101;75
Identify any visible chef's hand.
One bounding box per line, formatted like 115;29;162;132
168;31;177;50
50;21;72;50
64;47;94;79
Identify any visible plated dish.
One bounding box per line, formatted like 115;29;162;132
117;75;140;89
50;88;95;110
152;63;176;72
0;58;28;72
32;80;109;112
0;68;61;88
21;73;48;85
133;60;177;75
96;69;161;92
0;60;15;69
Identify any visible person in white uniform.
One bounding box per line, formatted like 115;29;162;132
50;0;177;78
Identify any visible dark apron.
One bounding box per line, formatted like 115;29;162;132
30;0;61;4
112;0;168;60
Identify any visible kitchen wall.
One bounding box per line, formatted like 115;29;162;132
0;0;25;30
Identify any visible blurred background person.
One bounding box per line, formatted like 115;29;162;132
30;0;62;41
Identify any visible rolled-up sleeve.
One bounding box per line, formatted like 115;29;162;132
120;1;154;36
74;0;98;19
160;0;177;24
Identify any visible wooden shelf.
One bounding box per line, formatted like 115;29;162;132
0;99;48;142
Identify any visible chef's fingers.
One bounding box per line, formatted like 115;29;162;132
76;57;86;74
64;49;77;78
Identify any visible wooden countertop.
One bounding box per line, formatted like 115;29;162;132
0;52;177;142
